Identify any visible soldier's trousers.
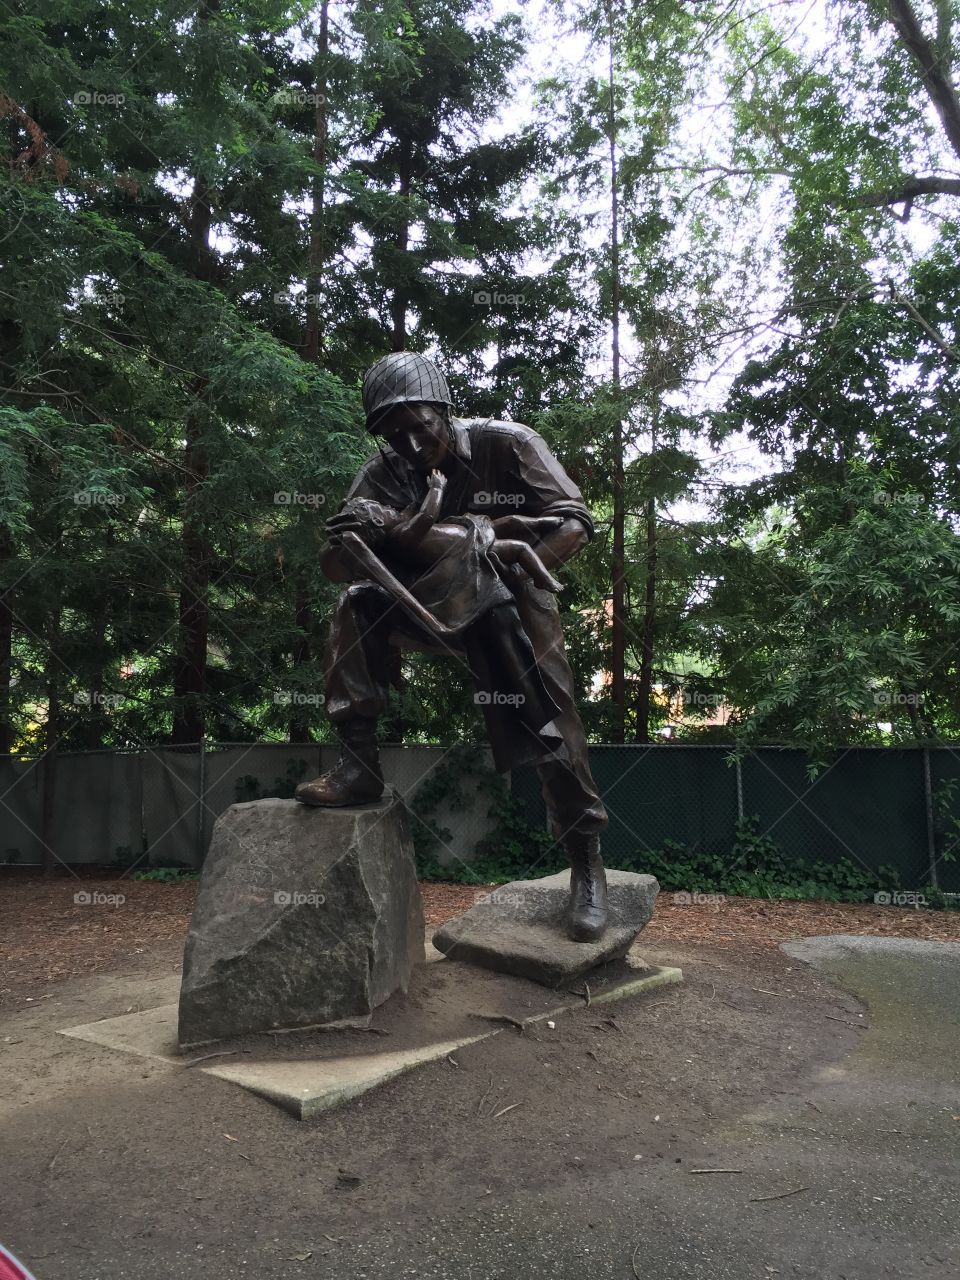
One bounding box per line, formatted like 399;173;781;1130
323;579;608;844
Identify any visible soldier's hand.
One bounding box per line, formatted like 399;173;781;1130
326;510;373;539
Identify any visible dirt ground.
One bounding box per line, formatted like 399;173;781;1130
0;930;865;1278
1;875;959;1278
2;870;959;1005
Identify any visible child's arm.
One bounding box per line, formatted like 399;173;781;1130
387;469;447;553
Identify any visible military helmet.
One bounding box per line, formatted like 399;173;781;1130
362;352;453;432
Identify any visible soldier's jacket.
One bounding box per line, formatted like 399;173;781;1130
343;417;594;544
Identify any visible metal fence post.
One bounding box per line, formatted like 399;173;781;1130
197;736;206;868
735;753;744;824
922;746;938;889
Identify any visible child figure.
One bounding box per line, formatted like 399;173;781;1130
333;469;563;593
325;469;564;637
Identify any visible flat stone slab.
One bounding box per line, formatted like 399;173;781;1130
432;870;660;986
59;951;680;1117
178;790;424;1048
204;1036;489;1119
202;960;681;1119
60;938;443;1067
60;999;182;1065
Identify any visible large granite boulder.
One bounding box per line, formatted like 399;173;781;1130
432;869;659;986
178;791;424;1048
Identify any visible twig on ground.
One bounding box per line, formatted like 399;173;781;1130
750;1185;810;1202
492;1102;523;1119
183;1050;242;1067
46;1139;69;1173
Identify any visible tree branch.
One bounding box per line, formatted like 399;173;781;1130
887;280;960;362
888;0;960;165
838;173;960;217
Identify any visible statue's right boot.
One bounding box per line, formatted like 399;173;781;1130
295;717;384;807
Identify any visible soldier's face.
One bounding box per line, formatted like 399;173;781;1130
377;404;449;472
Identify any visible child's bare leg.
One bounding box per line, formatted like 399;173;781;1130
493;539;563;593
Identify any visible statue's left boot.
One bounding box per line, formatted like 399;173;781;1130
565;833;609;942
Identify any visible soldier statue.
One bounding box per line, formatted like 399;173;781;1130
295;352;610;942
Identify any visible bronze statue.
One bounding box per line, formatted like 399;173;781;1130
296;352;609;941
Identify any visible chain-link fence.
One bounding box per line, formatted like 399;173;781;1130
512;745;960;892
4;743;960;893
0;742;500;874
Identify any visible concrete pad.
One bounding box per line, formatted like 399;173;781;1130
202;1035;489;1119
57;937;444;1066
589;961;682;1006
60;1001;182;1065
56;947;681;1118
201;961;682;1118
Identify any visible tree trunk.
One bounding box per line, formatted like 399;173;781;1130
172;162;214;743
390;136;412;351
40;610;61;877
0;527;13;755
304;1;329;363
606;5;625;743
289;580;313;743
635;492;658;744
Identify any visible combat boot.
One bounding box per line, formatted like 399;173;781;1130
295;718;384;807
565;833;609;941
